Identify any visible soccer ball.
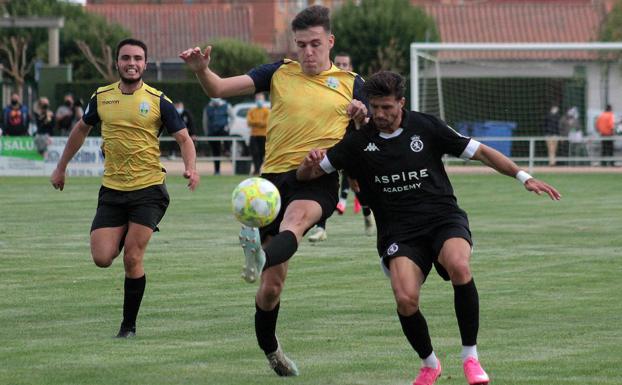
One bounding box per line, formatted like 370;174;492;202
231;177;281;227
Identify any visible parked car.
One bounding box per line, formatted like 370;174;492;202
228;101;271;154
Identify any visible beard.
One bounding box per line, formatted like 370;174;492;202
118;69;142;85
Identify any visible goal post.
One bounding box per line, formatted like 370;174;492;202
410;42;622;167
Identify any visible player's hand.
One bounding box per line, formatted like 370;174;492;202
347;99;368;127
50;168;66;191
184;169;200;191
303;148;326;167
179;46;211;72
524;178;561;200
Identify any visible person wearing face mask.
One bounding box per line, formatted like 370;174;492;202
163;101;196;159
32;97;55;156
55;94;75;136
3;92;29;136
246;92;270;175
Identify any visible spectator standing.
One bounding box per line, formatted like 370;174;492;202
32;97;55;156
3;92;29;136
33;97;55;136
596;104;615;166
543;105;560;166
246;92;270;175
55;94;75;136
203;97;233;175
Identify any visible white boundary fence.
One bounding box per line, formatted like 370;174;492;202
1;135;618;176
443;135;622;173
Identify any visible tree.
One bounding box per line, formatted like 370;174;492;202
206;38;269;78
601;0;622;42
0;0;129;84
0;36;34;96
331;0;438;77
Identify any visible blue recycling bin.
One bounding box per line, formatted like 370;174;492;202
457;121;516;157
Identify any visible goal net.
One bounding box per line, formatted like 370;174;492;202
411;43;622;167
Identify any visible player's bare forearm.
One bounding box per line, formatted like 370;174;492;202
472;144;561;200
51;120;91;191
174;129;200;191
195;70;255;98
472;144;520;178
56;120;91;171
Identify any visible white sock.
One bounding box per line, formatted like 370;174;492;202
422;351;439;369
461;345;478;362
338;197;347;206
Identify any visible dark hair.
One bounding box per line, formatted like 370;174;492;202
291;5;330;32
606;104;612;111
116;38;148;61
363;71;406;100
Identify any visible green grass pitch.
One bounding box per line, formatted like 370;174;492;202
1;173;621;385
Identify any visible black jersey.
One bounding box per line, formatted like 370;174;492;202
324;109;480;250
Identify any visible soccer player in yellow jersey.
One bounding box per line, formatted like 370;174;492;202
181;5;367;376
51;38;199;338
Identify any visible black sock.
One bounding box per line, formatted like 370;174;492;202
122;275;146;329
398;309;433;359
255;302;280;354
454;278;479;346
362;206;371;217
263;230;298;269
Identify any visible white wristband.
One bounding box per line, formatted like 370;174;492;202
516;170;533;184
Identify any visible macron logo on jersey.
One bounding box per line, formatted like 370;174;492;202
364;142;380;152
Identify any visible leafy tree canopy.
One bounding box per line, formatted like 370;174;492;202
0;0;130;81
205;38;269;79
332;0;438;77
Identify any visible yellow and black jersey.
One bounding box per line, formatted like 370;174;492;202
83;81;185;191
247;59;366;173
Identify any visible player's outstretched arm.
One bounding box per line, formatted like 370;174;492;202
173;129;200;191
297;149;327;181
50;119;92;191
471;144;561;200
179;46;256;98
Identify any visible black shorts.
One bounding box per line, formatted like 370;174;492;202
90;184;170;232
380;217;472;281
259;170;339;239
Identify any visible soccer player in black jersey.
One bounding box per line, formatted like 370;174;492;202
298;71;560;385
51;39;199;338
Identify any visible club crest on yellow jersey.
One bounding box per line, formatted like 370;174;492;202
326;76;339;89
139;101;150;116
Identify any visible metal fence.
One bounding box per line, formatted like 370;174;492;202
161;135;622;174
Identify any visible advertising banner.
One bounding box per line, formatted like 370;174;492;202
0;136;104;176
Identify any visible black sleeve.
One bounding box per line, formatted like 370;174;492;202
424;114;471;158
246;60;284;93
326;131;359;174
82;94;100;126
160;95;185;135
352;75;369;110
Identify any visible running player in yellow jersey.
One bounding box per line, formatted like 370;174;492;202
51;38;199;338
181;5;367;376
